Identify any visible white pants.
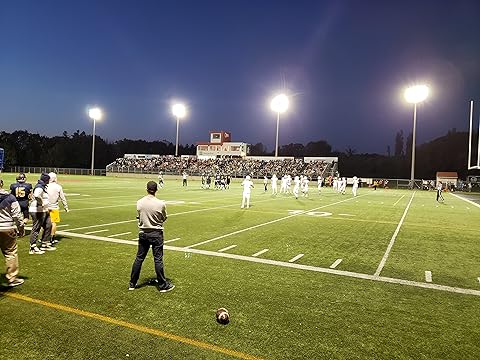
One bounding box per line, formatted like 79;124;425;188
241;192;251;208
352;185;358;196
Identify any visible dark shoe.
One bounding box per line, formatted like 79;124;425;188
158;282;175;293
8;278;25;287
128;283;136;291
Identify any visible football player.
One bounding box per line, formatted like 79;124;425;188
10;173;32;224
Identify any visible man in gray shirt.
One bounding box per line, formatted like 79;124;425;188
129;181;174;292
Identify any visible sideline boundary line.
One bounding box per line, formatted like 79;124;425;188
374;192;415;277
53;229;480;298
4;293;263;360
450;193;480;209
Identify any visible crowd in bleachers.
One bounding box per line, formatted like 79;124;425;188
107;156;330;178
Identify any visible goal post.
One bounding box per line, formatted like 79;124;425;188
468;100;480;170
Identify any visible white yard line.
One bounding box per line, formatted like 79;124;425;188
186;194;368;249
218;245;237;253
450;193;480;209
84;229;109;235
164;238;181;243
289;254;304;263
56;224;69;228
478;277;480;284
107;232;132;238
67;220;136;232
374;192;415;277
53;230;480;298
252;249;269;257
425;271;432;283
393;194;406;207
330;259;343;269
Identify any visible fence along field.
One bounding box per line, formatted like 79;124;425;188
1;174;480;359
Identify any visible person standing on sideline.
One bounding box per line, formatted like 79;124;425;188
182;172;188;187
0;178;25;287
241;175;254;209
436;181;445;202
352;176;359;197
263;176;268;193
129;181;174;292
10;173;32;224
29;173;54;254
47;172;69;245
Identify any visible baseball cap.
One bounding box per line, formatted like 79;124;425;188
147;181;158;192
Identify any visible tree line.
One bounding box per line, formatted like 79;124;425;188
1;128;478;179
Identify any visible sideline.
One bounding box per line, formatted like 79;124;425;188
374;191;415;276
450;193;480;209
4;293;263;360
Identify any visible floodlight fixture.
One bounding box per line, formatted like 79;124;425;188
270;94;290;157
172;103;187;156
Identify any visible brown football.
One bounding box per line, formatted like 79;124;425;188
215;308;230;325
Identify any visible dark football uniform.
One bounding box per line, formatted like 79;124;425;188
10;181;32;219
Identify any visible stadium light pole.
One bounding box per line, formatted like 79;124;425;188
172;103;187;157
88;107;103;176
404;85;429;188
270;94;289;157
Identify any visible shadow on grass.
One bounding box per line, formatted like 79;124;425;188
136;277;174;290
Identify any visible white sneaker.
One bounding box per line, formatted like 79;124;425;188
29;247;45;255
40;243;56;251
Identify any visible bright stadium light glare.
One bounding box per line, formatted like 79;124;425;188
172;103;187;118
270;94;289;113
404;85;429;104
89;107;103;121
172;103;187;156
270;94;290;157
88;107;103;175
404;84;430;188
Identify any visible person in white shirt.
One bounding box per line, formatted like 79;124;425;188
332;177;338;192
339;177;347;195
47;172;69;245
271;174;278;195
352;176;359;197
241;175;254;209
317;176;323;194
280;176;287;194
293;176;301;199
436;181;445;202
29;173;54;254
301;176;309;197
286;175;292;194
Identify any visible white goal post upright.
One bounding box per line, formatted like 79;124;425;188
468;100;480;170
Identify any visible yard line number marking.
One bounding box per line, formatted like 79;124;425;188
425;271;432;283
218;245;237;253
252;249;269;257
289;254;304;263
330;259;342;269
374;192;416;277
5;292;263;360
53;230;480;298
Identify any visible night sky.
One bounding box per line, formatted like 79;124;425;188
1;0;479;154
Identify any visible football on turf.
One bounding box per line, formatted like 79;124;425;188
216;308;230;325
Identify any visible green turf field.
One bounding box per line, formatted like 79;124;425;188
1;173;479;359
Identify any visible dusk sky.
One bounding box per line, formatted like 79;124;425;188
1;0;479;154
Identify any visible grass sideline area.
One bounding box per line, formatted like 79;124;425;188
1;173;480;359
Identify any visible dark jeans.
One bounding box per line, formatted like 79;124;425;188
130;231;167;286
30;212;52;247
